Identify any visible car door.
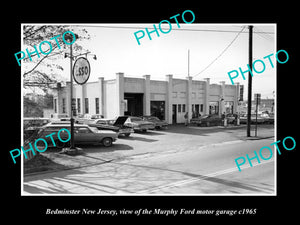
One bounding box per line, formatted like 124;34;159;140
74;127;98;144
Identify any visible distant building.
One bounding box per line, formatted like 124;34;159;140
51;73;242;124
238;98;274;115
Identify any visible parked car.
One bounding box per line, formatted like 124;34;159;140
37;123;117;148
239;114;266;124
190;114;222;126
76;114;104;124
140;116;168;129
225;113;238;124
124;116;155;132
24;117;51;140
89;116;134;137
260;112;274;124
49;113;81;124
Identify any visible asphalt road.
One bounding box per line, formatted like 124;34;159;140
23;127;275;195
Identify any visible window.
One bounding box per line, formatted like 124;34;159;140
62;98;66;113
224;101;234;114
96;120;107;125
54;99;57;113
178;104;181;113
85;98;89;114
76;127;91;134
150;101;165;120
200;104;203;112
77;98;81;114
72;98;76;116
131;117;142;122
95;98;99;114
182;104;186;113
209;102;219;115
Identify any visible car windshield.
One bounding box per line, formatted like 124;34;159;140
148;117;160;121
91;115;102;119
96;120;107;124
131;117;142;122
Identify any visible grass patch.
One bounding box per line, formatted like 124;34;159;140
24;154;69;174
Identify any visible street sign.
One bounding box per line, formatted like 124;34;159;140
254;93;261;105
73;57;91;85
254;93;261;137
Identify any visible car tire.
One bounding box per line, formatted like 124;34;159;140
56;140;66;148
102;137;112;147
124;133;131;137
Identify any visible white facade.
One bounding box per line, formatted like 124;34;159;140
52;73;242;124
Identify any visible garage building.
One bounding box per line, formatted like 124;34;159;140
52;73;242;124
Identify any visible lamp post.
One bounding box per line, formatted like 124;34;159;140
69;42;75;149
65;47;96;152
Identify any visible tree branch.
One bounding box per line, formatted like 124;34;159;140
23;45;62;78
24;26;46;40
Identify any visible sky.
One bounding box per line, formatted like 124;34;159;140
24;23;276;99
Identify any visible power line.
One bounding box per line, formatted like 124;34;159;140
72;24;274;34
253;27;274;41
192;26;246;78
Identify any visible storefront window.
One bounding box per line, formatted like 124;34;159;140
224;101;234;114
150;101;165;120
209;101;219;115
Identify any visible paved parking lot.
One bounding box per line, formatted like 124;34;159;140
23;124;275;194
29;124;274;172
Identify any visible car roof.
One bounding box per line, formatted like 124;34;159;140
44;123;89;128
95;118;111;121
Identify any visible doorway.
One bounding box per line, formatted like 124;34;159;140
172;104;177;124
124;93;143;116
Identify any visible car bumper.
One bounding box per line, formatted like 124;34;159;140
134;125;155;131
118;128;134;134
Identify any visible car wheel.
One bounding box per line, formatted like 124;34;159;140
56;140;66;148
102;137;112;147
124;133;131;137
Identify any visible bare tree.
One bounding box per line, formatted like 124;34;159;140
22;25;90;92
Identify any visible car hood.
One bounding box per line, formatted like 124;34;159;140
113;116;129;126
133;121;154;125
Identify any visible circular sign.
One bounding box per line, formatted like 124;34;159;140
73;57;91;85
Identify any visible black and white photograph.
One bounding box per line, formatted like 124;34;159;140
20;22;276;195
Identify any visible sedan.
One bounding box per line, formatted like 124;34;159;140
37;124;117;147
190;114;222;126
239;114;266;124
89;116;134;137
125;116;155;132
140;116;168;129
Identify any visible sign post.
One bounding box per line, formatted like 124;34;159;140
254;93;261;137
69;55;90;150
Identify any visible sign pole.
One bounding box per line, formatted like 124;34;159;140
70;43;75;149
247;25;253;137
255;94;258;137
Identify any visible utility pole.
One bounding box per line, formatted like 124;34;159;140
247;25;253;137
188;49;190;77
70;43;75;149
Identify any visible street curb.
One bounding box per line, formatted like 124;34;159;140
241;136;275;141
